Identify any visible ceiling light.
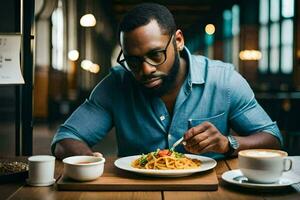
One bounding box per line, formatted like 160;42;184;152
80;14;96;27
239;50;262;60
81;59;93;70
89;63;100;74
68;50;79;61
205;24;215;35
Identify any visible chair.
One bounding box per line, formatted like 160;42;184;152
281;99;300;155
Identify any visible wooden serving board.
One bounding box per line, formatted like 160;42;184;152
57;157;218;191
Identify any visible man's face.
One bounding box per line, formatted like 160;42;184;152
120;20;180;96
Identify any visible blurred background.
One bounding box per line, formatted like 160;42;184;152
0;0;299;157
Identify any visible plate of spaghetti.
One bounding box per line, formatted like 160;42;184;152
114;149;217;177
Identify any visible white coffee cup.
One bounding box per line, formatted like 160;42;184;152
238;149;292;183
27;155;56;186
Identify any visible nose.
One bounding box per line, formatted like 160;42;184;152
140;61;156;76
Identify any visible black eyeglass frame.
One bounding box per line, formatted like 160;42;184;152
117;34;174;73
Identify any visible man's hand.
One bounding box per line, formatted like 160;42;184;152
183;122;229;154
92;152;103;157
54;139;103;160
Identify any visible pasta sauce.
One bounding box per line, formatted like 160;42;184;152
131;149;201;170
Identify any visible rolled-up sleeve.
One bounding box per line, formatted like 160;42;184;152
51;72;116;155
228;70;283;146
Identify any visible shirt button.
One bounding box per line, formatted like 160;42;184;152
168;134;171;140
160;115;165;121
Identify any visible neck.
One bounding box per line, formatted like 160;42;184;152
161;56;187;105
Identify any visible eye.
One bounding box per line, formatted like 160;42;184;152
124;56;141;64
147;51;164;62
124;56;141;72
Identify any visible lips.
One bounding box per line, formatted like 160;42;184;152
142;78;163;88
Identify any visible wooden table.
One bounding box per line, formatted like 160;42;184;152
1;157;299;200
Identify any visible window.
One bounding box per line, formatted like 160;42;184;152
258;0;294;75
51;0;64;71
223;5;240;67
223;9;232;63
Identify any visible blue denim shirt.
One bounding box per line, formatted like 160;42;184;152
51;47;282;160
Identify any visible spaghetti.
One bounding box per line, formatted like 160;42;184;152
131;149;201;170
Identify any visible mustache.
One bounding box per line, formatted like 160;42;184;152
140;71;167;82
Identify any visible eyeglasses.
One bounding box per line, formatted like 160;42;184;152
117;35;174;73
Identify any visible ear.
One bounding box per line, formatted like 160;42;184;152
175;29;184;51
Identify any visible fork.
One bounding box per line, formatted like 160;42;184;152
170;137;185;151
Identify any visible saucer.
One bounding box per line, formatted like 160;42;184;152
26;178;56;187
222;169;293;189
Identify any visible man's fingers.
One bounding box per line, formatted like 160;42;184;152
185;131;209;147
184;121;212;140
183;121;226;154
184;136;211;154
92;152;103;157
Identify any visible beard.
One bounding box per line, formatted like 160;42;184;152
139;52;180;97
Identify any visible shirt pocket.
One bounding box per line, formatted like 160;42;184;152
188;112;227;134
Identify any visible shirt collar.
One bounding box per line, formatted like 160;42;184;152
182;47;205;86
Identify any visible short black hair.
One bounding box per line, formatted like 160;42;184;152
118;3;176;40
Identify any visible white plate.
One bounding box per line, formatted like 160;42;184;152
114;154;217;177
222;169;294;189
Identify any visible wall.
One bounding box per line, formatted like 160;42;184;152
0;0;20;156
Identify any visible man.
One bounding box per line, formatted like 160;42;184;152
52;3;282;160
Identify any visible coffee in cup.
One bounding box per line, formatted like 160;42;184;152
238;149;292;183
27;155;56;186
